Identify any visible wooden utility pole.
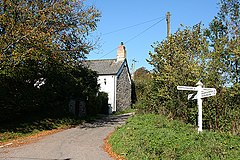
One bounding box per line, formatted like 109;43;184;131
166;12;171;38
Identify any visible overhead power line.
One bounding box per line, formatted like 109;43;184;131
102;16;164;36
99;47;119;59
99;17;165;59
125;17;165;44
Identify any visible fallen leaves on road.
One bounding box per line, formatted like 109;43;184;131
103;132;125;160
0;128;66;148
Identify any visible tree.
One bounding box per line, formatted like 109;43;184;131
0;0;101;76
0;0;101;122
135;0;239;134
146;24;209;118
205;0;239;85
133;67;151;101
202;0;240;132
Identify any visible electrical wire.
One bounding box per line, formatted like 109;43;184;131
102;16;164;36
125;17;165;44
99;17;165;59
99;47;119;59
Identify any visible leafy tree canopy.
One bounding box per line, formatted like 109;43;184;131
206;0;239;84
135;0;239;133
0;0;102;122
0;0;101;76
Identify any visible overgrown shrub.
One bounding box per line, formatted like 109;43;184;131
134;0;239;134
0;62;99;123
0;0;101;122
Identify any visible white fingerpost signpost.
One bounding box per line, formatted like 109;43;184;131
177;81;216;132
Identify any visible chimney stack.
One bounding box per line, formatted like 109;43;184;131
117;42;126;61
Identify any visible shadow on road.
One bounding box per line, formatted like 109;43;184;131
0;113;133;160
78;113;133;129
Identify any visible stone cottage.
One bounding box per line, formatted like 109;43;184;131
84;42;132;114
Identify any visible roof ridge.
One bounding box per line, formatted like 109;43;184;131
84;58;117;62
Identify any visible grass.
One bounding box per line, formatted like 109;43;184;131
109;114;240;160
0;115;84;143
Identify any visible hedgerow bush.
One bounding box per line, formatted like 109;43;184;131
134;0;240;134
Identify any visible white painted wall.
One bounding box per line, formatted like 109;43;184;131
98;75;116;113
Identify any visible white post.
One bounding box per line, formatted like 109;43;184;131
177;81;216;133
196;81;203;132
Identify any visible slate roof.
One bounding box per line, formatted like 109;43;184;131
83;59;125;75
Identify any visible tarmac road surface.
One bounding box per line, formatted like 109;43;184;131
0;113;132;160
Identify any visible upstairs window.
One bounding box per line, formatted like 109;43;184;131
104;78;106;85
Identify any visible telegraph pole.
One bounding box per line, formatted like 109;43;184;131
166;12;171;38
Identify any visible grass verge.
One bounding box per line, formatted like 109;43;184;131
0;116;84;144
109;114;240;160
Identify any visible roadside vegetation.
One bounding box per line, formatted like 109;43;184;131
133;0;239;134
109;114;240;160
109;1;239;159
0;115;84;143
0;1;105;144
0;1;102;123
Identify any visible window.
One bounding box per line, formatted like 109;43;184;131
104;78;106;85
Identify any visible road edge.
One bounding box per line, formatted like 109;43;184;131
103;131;125;160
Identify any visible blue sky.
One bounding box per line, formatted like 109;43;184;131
87;0;220;71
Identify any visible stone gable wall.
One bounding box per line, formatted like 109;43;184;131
116;65;131;111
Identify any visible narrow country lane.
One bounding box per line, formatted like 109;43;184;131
0;113;132;160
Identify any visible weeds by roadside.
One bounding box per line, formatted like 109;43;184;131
109;114;240;160
0;116;84;143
